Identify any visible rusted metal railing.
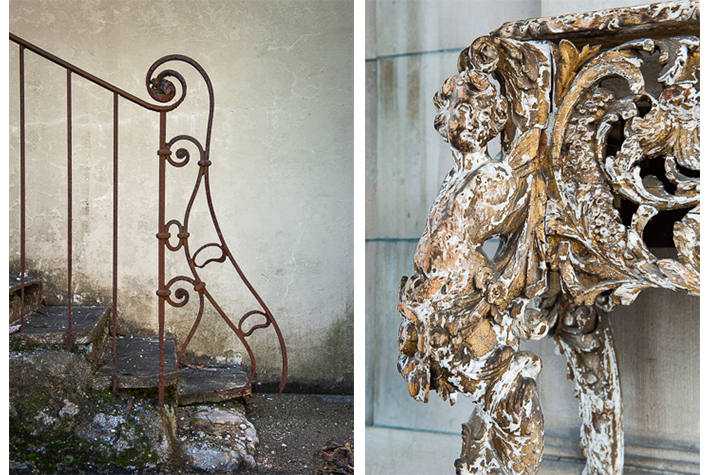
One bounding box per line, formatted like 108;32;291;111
10;33;288;407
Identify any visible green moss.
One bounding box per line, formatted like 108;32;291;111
12;436;90;472
10;388;169;473
322;305;354;378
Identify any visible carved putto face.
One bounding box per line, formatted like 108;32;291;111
433;69;508;155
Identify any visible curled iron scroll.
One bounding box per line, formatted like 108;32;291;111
146;62;187;110
153;55;288;395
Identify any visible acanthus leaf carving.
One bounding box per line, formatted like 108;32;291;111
549;36;700;306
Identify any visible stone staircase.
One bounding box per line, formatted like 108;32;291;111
9;274;250;405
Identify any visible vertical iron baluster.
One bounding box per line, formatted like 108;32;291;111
19;44;26;334
66;69;73;346
112;92;119;393
157;111;168;408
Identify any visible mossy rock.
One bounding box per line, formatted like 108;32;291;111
9;347;178;473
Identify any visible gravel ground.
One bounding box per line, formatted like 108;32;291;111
236;393;354;475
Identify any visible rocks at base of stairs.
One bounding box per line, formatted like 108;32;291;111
9;344;260;473
10;348;94;439
178;404;259;472
73;400;174;465
9;346;176;471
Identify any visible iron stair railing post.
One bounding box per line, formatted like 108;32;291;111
18;43;26;334
66;69;74;347
112;92;119;394
156;111;169;408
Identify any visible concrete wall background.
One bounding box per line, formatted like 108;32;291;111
365;0;699;473
8;0;354;392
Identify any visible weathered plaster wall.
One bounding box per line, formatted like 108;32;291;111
366;0;699;473
9;0;354;392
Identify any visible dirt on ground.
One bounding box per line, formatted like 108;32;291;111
235;393;354;475
9;391;354;475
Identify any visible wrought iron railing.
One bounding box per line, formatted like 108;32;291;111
9;33;288;407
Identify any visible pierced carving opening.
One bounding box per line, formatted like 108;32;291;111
677;164;700;179
639;49;664;97
604;118;625;158
488;133;502;159
599;77;632;100
601;98;650;159
644;207;691;252
615;192;690;250
482;237;501;261
633;98;652;118
615;196;637;229
638;157;677;196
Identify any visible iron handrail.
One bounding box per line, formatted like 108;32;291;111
10;33;288;407
10;33;185;112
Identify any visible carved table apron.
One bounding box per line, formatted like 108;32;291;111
396;2;699;474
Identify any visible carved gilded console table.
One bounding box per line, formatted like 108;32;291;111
397;2;699;474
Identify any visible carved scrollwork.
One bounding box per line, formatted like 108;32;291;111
399;9;699;474
548;36;700;309
541;286;624;474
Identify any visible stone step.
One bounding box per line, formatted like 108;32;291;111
9;277;42;325
9;305;111;370
178;365;251;405
8;276;250;404
92;338;250;404
92;336;179;391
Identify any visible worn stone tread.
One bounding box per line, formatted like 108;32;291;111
8;277;41;294
178;365;251;405
8;277;43;325
92;336;178;390
10;305;110;345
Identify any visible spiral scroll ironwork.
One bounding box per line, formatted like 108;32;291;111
145;60;188;109
148;58;288;406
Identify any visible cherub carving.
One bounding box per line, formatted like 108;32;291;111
398;65;549;474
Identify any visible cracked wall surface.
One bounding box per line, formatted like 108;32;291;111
9;0;354;391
